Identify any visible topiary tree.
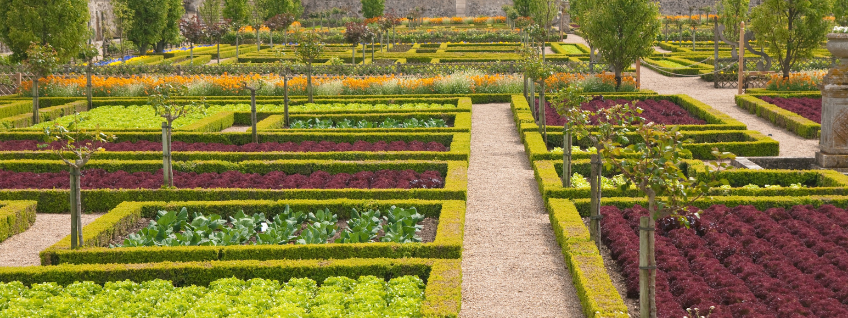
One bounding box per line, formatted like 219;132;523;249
207;19;232;63
0;0;89;62
265;13;295;48
294;31;324;103
750;0;833;79
179;16;207;64
361;0;385;19
580;0;661;89
345;22;367;64
718;0;750;42
40;114;115;249
148;84;207;188
24;43;59;125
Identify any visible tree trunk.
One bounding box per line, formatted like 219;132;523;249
371;39;374;62
270;31;274;48
31;76;39;124
162;122;172;187
283;75;289;127
69;166;82;249
256;28;261;52
352;44;356;64
362;42;365;64
86;65;92;110
529;79;536;123
236;37;240;60
589;153;602;247
217;43;221;63
250;89;257;143
614;68;622;90
539;80;546;144
640;198;658;318
307;64;313;103
563;130;572;187
190;45;194;65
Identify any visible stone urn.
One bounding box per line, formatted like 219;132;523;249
817;33;848;169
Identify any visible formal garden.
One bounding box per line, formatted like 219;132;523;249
0;0;846;317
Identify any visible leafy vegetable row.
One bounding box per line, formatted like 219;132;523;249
289;117;448;129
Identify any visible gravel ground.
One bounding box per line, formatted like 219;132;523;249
0;213;103;267
653;46;672;54
221;125;250;132
461;103;585;318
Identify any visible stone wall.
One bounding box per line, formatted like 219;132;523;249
88;0;114;41
465;0;510;17
301;0;457;18
657;0;763;15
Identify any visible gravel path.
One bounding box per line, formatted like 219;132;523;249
461;103;585;318
0;213;103;267
221;125;250;132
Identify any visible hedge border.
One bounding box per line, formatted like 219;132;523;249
511;94;748;132
546;198;630;318
520;129;779;161
735;94;821;139
0;257;461;317
0;159;469;213
0;200;37;243
534;159;848;201
41;199;465;265
571;195;848;217
0;132;471;162
5;95;509;106
1;101;88;129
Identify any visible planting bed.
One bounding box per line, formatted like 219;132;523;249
0;276;426;317
0;169;445;190
1;139;449;153
758;96;822;124
601;204;848;318
537;98;707;126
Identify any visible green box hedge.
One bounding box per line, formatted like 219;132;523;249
0;132;470;162
0;159;468;213
41;199;465;265
735;94;821;139
0;257;461;317
1;101;88;129
0;200;37;243
534;159;848;200
571;195;848;217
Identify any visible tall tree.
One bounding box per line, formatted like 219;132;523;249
0;0;89;62
512;0;532;17
123;0;169;54
110;0;134;59
530;0;561;30
718;0;750;42
750;0;833;78
257;0;303;20
224;0;251;25
580;0;661;88
198;0;223;26
361;0;385;19
834;0;847;26
155;0;185;52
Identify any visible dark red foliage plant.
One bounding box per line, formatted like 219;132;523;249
538;98;707;126
0;140;448;153
759;96;822;124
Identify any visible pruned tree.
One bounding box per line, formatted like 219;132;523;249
224;0;251;25
265;13;295;48
0;0;89;62
361;0;385;19
207;20;232;63
718;0;750;42
345;22;367;64
293;31;324;103
148;84;207;188
40;114;116;249
750;0;834;78
580;0;661;88
156;0;186;52
198;0;223;26
179;16;207;64
25;43;60;125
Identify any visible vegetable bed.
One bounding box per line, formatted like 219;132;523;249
537;98;707;126
0;276;426;317
601;203;848;318
758;96;822;124
0;139;450;153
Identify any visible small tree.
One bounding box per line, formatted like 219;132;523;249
513;0;532;17
718;0;750;43
361;0;385;19
122;0;169;54
148;84;207;187
224;0;250;25
207;20;232;63
580;0;661;88
0;0;89;62
294;31;324;103
77;43;100;110
549;85;589;187
179;16;207;65
198;0;223;27
40;114;116;249
750;0;833;79
265;13;295;48
345;22;367;64
25;43;59;125
155;0;185;53
687;9;701;50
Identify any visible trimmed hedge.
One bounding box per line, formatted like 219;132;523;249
0;159;469;213
735;94;820;139
0;201;37;243
547;199;629;317
5;95;507;106
534;160;848;200
0;132;470;162
0;257;462;317
511;94;748;132
0;101;88;128
263;112;472;134
0;101;32;120
572;195;848;217
41;199;465;265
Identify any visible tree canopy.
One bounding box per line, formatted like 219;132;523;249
361;0;386;19
0;0;89;62
719;0;750;42
224;0;251;25
750;0;833;78
257;0;303;21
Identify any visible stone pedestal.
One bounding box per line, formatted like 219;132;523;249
816;33;848;168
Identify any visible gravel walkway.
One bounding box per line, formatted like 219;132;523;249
0;213;103;267
461;103;585;318
221;125;250;132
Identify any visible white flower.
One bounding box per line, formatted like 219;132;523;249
834;26;848;34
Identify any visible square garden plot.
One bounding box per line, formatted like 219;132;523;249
567;196;848;318
511;94;747;132
40;199;464;265
533;159;848;200
0;159;468;213
0;258;461;317
735;93;822;139
0;132;470;162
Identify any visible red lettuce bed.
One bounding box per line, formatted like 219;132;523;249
0;140;448;152
758;96;822;124
536;98;707;126
0;169;445;189
602;204;848;318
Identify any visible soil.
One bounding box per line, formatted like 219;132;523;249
108;217;151;246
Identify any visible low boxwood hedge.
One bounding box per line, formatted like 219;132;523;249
0;159;468;213
571;195;848;217
1;101;89;129
735;94;821;139
41;199;465;265
0;200;36;243
0;257;462;317
534;160;848;200
0;132;470;161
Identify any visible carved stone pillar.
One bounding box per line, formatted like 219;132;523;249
816;33;848;168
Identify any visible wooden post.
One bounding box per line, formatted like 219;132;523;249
530;79;536;123
563;130;572;187
737;21;745;95
14;73;21;87
589;154;602;247
31;76;39;124
639;216;657;318
636;59;641;90
162;122;171;187
540;80;547;144
69;166;81;249
283;75;290;128
86;64;93;111
250;88;257;143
